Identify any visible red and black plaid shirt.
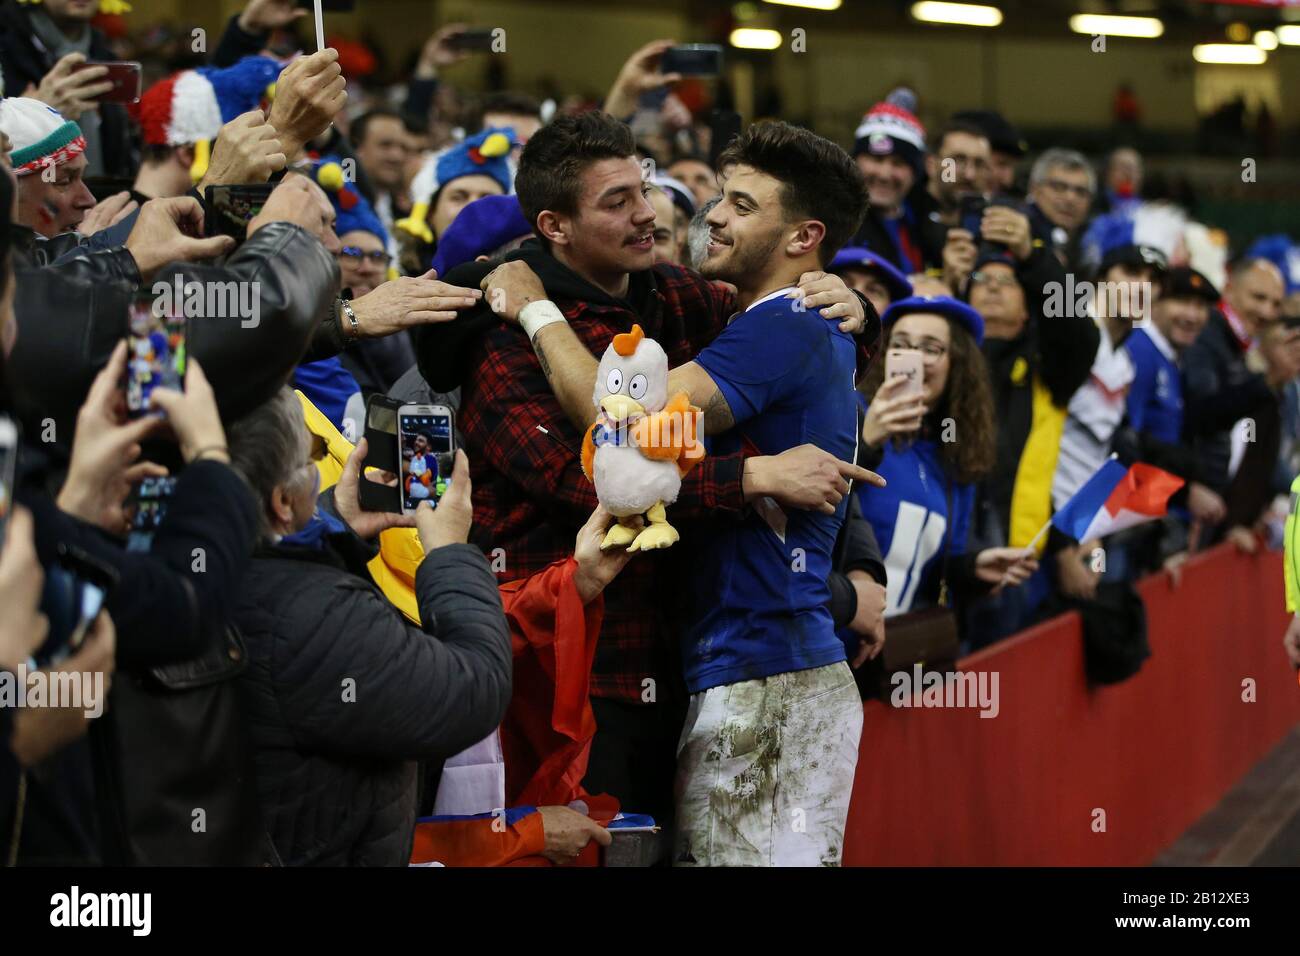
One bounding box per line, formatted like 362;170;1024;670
460;260;746;702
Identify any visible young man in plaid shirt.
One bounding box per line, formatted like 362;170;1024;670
416;112;880;831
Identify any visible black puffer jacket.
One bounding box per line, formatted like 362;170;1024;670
233;537;512;866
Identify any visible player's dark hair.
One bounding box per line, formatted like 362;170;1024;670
716;120;867;266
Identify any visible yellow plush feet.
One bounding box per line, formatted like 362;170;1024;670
628;502;679;552
601;518;641;551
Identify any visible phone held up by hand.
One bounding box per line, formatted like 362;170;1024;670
71;60;142;104
125;290;186;419
884;348;925;401
398;404;455;515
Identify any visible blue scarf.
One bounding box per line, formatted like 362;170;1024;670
281;509;348;550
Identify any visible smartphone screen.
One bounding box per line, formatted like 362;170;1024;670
446;27;498;51
661;44;723;77
958;195;987;241
204;184;275;242
126;293;185;417
125;474;177;553
399;407;454;514
885;349;925;401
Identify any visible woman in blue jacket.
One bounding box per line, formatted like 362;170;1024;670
855;296;1037;620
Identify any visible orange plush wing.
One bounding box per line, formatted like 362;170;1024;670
677;399;706;477
581;422;597;482
630;391;707;476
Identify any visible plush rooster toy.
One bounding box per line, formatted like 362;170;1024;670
581;325;705;552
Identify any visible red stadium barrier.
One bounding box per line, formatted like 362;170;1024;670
842;543;1300;866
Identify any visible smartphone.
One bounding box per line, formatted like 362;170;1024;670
0;416;16;550
37;543;118;665
446;27;498;52
661;44;723;77
884;349;925;401
72;61;142;104
125;474;177;553
398;404;455;515
203;183;275;242
125;290;186;418
958;194;987;241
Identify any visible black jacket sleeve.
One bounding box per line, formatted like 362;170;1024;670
212;14;268;67
276;543;513;762
9;222;338;460
827;492;889;627
404;77;439;124
20;460;257;668
841;492;887;583
1019;244;1099;407
1183;329;1273;436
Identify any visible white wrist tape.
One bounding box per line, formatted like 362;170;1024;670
519;300;567;343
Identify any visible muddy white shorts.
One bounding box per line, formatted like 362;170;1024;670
672;660;863;867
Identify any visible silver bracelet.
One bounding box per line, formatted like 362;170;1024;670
339;298;360;340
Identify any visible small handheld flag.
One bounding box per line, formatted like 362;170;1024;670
1047;458;1184;544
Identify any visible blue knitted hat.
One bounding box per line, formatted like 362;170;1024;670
434;127;514;196
197;56;284;123
310;156;389;247
430;194;531;278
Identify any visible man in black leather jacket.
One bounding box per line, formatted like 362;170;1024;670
8;183;341;466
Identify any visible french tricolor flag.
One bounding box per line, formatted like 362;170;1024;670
1051;459;1184;543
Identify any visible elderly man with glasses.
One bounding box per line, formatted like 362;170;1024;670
1026;147;1098;270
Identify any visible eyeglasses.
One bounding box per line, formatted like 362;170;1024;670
970;270;1019;289
889;338;948;360
337;246;390;266
1042;178;1093;201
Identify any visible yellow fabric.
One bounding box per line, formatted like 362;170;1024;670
294;390;425;624
1285;474;1300;613
1009;374;1068;554
189;139;210;185
396;201;433;244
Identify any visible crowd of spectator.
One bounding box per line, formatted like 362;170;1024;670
1;0;1299;868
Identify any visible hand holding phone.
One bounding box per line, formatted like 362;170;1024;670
126;291;186;418
70;61;142;104
203;183;276;243
333;437;417;539
863;352;927;449
446;27;499;51
414;449;473;553
884;348;925;401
